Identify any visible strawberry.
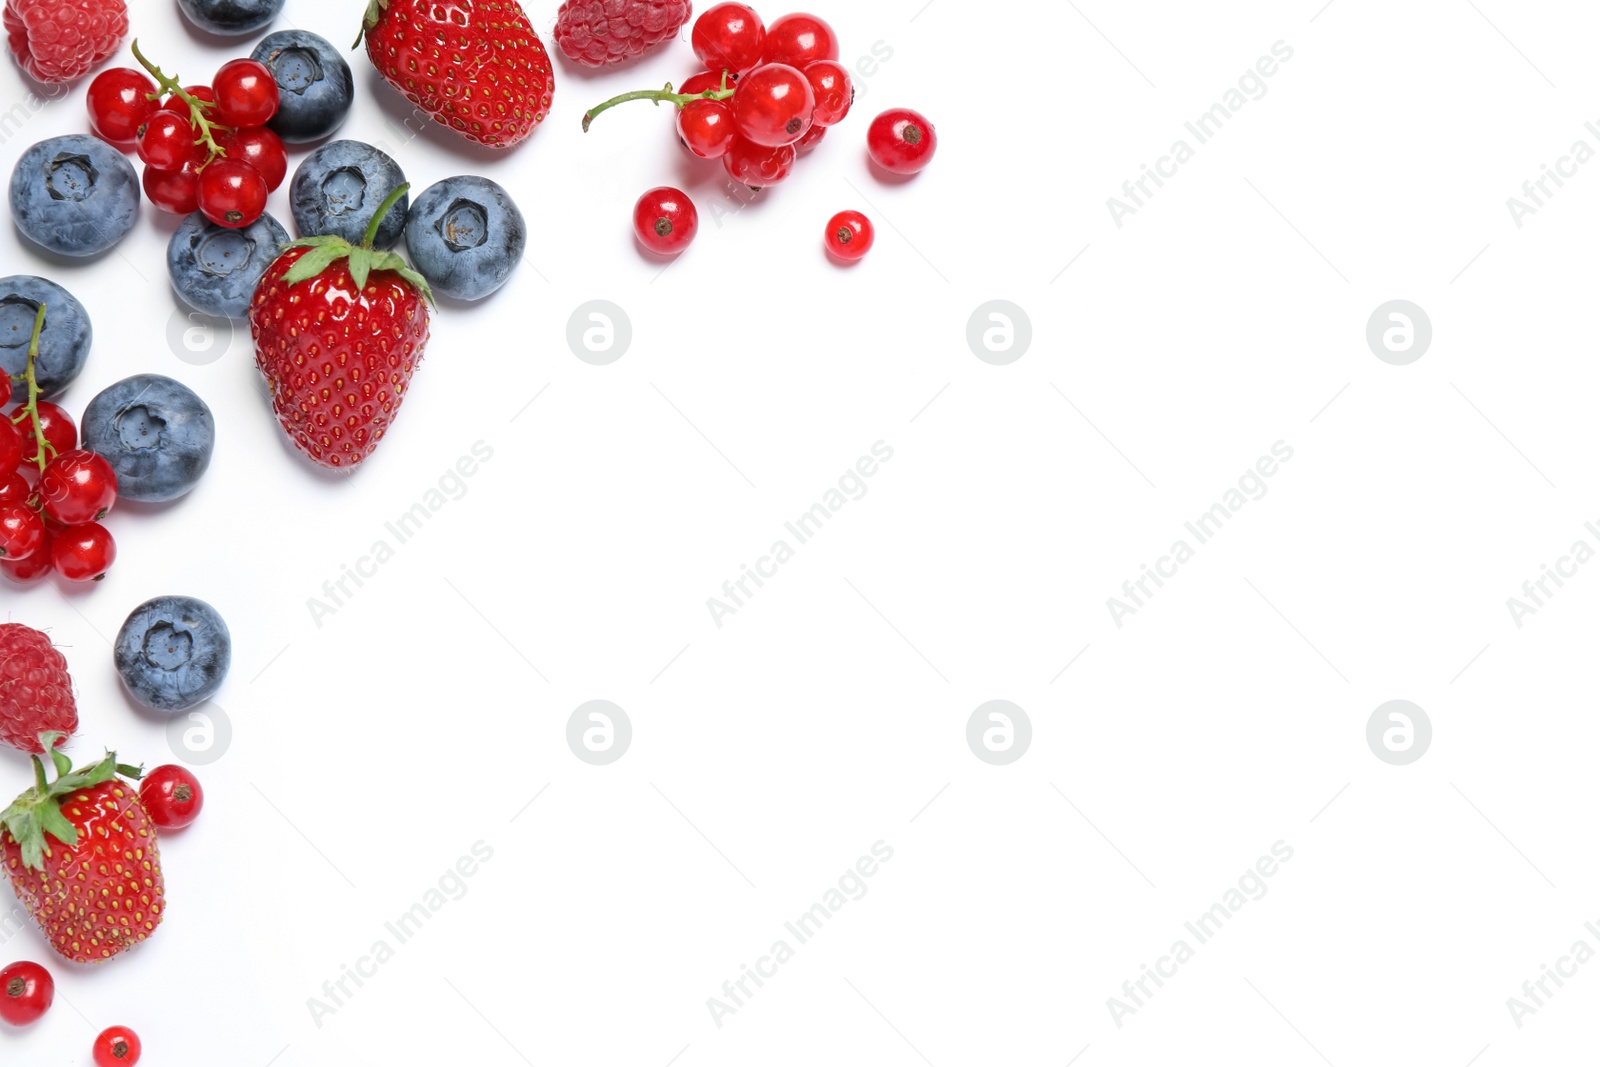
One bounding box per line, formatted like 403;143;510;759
2;736;164;964
248;184;433;470
357;0;554;150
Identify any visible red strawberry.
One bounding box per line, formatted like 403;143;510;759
248;185;432;470
357;0;554;150
2;740;164;964
0;623;77;754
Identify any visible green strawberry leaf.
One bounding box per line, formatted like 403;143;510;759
0;750;129;871
347;247;373;293
283;243;353;286
37;803;77;849
49;745;70;779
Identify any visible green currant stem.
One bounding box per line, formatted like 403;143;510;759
582;73;735;132
129;38;231;167
7;303;52;475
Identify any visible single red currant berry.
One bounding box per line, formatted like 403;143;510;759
52;522;116;582
722;136;796;189
198;159;269;229
633;187;699;255
680;69;732;97
692;3;766;74
678;99;736;158
824;210;874;261
38;450;117;525
15;403;77;463
138;111;204;171
795;124;827;152
803;61;853;127
93;1025;141;1067
0;961;53;1026
0;472;28;503
162;86;216;112
141;766;205;831
732;63;814;147
0;416;21;474
143;163;200;215
217;126;287;191
0;504;44;561
761;13;839;68
86;68;158;150
0;527;52;582
213;58;278;128
867;108;937;175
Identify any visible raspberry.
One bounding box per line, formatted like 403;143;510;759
0;623;77;754
4;0;127;84
555;0;692;68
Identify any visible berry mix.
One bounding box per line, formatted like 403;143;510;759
0;0;937;1058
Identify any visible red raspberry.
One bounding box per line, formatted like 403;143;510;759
3;0;127;84
0;623;77;754
555;0;692;68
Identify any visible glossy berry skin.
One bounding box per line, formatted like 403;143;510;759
137;111;204;171
0;277;93;404
86;68;158;150
0;473;26;503
824;210;873;261
0;960;52;1026
795;123;825;151
197;158;268;229
161;85;214;111
82;375;217;502
51;522;115;582
761;13;838;67
0;623;76;750
722;135;794;189
93;1026;142;1066
250;30;354;144
0;417;20;474
9;135;139;257
867;108;937;174
167;212;289;320
115;596;231;712
0;504;43;562
16;401;77;458
633;186;698;255
217;126;286;191
37;449;116;525
679;69;730;96
290;140;408;249
143;163;199;214
677;99;734;158
692;2;764;73
0;529;51;582
403;176;525;302
139;766;203;830
212;58;278;127
732;63;813;147
803;60;852;126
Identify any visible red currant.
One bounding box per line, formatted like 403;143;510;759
0;961;53;1026
0;416;21;474
692;3;766;74
143;163;200;215
138;110;204;171
217;126;287;191
52;522;115;582
803;61;853;126
633;187;699;255
0;472;28;503
0;504;44;561
761;13;839;68
677;99;736;158
38;450;117;525
722;136;796;188
140;766;204;830
680;69;731;96
161;86;215;112
732;63;814;147
0;527;52;582
16;403;77;461
93;1025;141;1067
212;58;278;128
795;124;827;152
86;68;158;150
198;159;269;228
824;210;874;261
867;108;937;175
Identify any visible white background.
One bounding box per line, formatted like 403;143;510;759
3;0;1599;1064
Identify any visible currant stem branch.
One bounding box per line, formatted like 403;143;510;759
7;303;51;474
129;38;230;167
582;73;735;132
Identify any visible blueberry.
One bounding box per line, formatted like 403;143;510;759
176;0;284;35
167;212;289;319
404;176;526;301
250;30;354;144
9;135;138;257
0;276;91;405
81;375;215;503
290;141;408;249
115;596;231;713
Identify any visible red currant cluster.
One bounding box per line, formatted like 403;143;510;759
0;307;117;584
87;41;285;226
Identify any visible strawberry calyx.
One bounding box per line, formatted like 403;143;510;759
354;0;392;48
279;183;435;306
0;732;142;872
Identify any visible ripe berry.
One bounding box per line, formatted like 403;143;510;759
162;85;215;111
803;60;852;126
795;124;826;151
867;108;937;175
680;69;731;96
0;961;53;1026
0;527;52;582
761;13;839;68
0;418;21;474
0;473;27;503
692;2;765;74
138;111;204;171
633;186;698;255
52;522;115;582
732;63;814;147
197;158;268;228
86;68;159;149
140;765;204;830
5;0;129;84
37;450;117;525
217;125;287;191
16;403;77;460
824;210;874;261
678;98;735;158
143;163;200;215
0;504;44;562
555;0;693;68
212;58;278;127
722;136;795;188
93;1025;141;1066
